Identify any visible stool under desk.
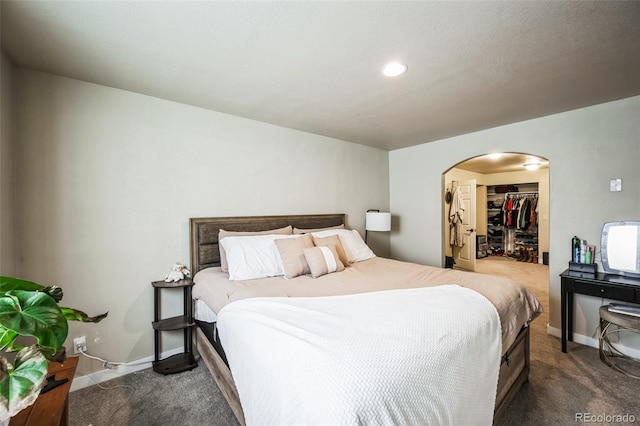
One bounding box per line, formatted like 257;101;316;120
560;269;640;353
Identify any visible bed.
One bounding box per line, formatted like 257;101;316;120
189;214;542;425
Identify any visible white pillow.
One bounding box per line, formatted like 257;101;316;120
310;229;375;263
220;234;301;281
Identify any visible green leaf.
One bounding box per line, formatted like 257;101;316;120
0;277;46;294
0;327;19;351
60;307;108;323
0;277;64;304
0;290;68;355
0;346;48;419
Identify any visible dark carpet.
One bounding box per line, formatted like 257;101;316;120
69;361;238;426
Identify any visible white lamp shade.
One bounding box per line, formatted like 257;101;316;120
366;212;391;232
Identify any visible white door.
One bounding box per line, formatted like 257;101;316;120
453;180;477;271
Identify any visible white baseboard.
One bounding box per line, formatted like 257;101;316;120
70;347;184;392
547;325;640;359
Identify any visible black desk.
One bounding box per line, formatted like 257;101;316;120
560;269;640;352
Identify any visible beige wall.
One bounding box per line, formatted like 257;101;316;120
14;69;390;374
0;50;15;276
390;96;640;350
476;185;487;237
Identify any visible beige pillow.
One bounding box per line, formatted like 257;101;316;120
293;224;344;234
303;246;345;278
312;235;349;266
219;225;293;272
274;234;314;279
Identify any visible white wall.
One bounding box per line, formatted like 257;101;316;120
0;50;15;276
390;96;640;349
14;69;390;374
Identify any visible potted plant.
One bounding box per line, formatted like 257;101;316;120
0;276;107;423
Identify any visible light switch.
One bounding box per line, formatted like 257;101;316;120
610;178;622;192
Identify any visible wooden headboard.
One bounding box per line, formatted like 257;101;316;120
189;214;346;274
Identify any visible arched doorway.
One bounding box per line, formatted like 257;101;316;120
442;152;549;272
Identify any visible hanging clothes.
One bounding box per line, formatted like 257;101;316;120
449;185;465;247
505;198;514;228
519;198;531;230
501;198;509;227
529;197;538;227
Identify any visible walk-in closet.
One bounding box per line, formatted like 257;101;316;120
486;183;540;263
443;152;549;273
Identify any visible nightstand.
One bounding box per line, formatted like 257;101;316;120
151;278;197;374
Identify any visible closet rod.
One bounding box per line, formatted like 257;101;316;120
506;191;538;198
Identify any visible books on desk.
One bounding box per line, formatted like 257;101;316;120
608;303;640;318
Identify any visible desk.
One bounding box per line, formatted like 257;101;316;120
10;356;78;426
560;270;640;353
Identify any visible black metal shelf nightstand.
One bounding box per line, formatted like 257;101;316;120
151;278;197;374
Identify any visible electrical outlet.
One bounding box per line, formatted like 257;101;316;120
74;336;87;354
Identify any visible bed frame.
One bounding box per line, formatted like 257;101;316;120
189;214;530;425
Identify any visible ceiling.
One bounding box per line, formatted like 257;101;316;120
454;153;548;175
1;1;639;154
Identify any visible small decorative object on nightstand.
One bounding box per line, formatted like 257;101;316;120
151;278;197;374
164;262;191;282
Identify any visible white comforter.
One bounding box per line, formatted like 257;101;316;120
217;285;502;426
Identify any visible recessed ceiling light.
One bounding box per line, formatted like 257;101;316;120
524;163;541;171
382;62;408;77
487;153;503;160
